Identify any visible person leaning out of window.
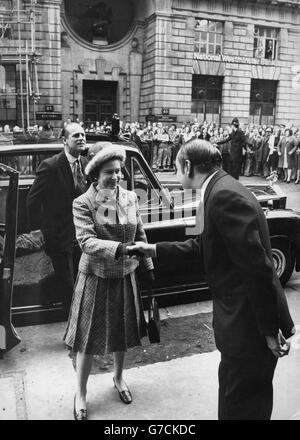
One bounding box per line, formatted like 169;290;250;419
64;144;154;420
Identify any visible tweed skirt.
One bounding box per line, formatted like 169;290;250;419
63;271;147;355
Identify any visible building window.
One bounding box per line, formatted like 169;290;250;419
0;65;17;126
194;19;223;55
250;79;277;125
253;26;278;60
191;75;223;124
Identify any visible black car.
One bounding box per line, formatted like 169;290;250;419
0;163;21;355
0;141;300;327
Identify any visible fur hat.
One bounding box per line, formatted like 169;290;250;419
87;141;114;160
85;144;126;177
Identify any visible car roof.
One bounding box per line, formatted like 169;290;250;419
0;142;138;154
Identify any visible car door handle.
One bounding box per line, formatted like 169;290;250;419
3;268;11;280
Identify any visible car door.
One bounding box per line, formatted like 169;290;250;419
123;149;206;299
0;146;63;326
0;163;21;357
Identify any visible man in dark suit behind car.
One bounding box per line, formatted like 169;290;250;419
128;139;295;420
27;123;88;315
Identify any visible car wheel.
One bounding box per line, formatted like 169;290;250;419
271;238;295;287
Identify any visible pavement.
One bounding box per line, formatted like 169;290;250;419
0;172;300;421
0;277;300;421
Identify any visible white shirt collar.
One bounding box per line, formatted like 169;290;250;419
200;170;219;201
65;150;78;165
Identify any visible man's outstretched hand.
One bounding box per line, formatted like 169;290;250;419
127;242;156;258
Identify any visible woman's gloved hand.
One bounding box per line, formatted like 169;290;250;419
115;241;135;260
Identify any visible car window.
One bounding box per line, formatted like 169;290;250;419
130;157;165;211
0;152;57;179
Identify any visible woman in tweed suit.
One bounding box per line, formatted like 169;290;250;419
64;144;154;420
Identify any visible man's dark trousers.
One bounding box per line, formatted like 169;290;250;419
230;156;242;180
218;350;278;420
48;243;81;311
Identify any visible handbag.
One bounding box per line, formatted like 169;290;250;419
147;292;161;344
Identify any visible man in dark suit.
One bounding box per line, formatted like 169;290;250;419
27;123;88;314
128;139;295;420
217;118;246;180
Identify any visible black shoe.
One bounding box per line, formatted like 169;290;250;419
73;394;88;420
113;377;132;404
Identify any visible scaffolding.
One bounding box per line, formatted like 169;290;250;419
0;0;40;131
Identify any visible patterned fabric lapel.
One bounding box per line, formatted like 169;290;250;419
86;185;135;225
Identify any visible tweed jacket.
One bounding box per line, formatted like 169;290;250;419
73;183;154;278
27;150;88;253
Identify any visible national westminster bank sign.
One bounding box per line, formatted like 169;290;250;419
193;53;274;66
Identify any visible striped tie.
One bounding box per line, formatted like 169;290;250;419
74;159;87;195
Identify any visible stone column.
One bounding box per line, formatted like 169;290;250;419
129;41;143;122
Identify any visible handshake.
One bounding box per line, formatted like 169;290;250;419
117;242;157;259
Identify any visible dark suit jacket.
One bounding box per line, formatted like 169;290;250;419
27;151;88;254
218;130;246;161
157;170;294;358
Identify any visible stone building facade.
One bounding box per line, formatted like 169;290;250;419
1;0;300;129
142;0;300;126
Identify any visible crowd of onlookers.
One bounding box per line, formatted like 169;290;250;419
2;117;300;183
116;119;300;184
